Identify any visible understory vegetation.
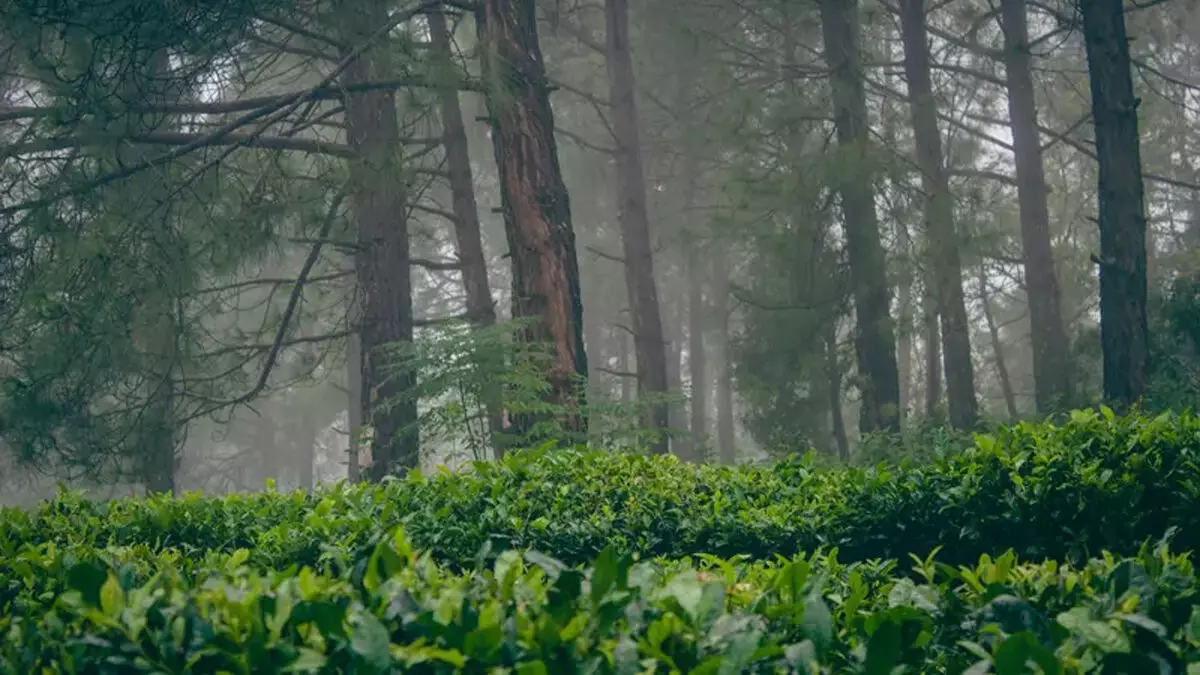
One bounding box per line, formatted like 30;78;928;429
4;410;1200;672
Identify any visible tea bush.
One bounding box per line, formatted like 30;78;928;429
4;526;1200;673
3;409;1198;577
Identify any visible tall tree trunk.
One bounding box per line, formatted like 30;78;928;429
122;50;180;496
476;0;589;437
1081;0;1149;409
896;224;914;425
619;326;634;403
687;241;707;461
346;293;363;483
923;290;941;417
819;0;901;434
898;0;978;429
712;248;735;463
979;269;1019;420
428;8;504;456
825;322;850;461
666;327;686;456
604;0;669;454
340;0;419;479
1000;0;1074;412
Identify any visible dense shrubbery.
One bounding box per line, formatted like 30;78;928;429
4;526;1200;673
3;409;1200;671
4;409;1199;576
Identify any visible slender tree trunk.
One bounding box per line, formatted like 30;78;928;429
346;295;363;483
687;242;707;461
340;0;419;479
604;0;669;453
923;291;941;417
1000;0;1074;412
712;248;735;463
429;11;494;327
979;269;1019;420
896;224;914;424
1081;0;1149;409
898;0;977;429
666;327;686;456
619;326;634;403
819;0;901;434
428;8;504;457
476;0;589;437
825;322;850;461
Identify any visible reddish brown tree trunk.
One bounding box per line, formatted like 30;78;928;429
898;0;978;429
819;0;902;434
476;0;588;436
340;0;419;478
604;0;669;454
1081;0;1149;409
1000;0;1074;412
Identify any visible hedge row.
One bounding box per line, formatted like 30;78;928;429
3;527;1200;673
4;409;1198;578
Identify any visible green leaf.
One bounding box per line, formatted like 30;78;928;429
99;574;124;617
516;661;550;675
351;612;392;670
993;632;1061;675
887;578;938;613
1056;608;1130;653
663;571;704;621
284;648;328;672
67;561;108;608
863;618;903;675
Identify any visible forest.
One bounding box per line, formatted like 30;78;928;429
1;0;1200;671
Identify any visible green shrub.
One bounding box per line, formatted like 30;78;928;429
4;409;1199;582
4;527;1200;673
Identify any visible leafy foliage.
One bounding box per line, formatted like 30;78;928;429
4;526;1200;672
4;410;1199;580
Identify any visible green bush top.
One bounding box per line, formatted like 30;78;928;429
4;526;1200;673
3;408;1199;580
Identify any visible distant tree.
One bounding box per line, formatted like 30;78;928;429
897;0;978;430
819;0;901;434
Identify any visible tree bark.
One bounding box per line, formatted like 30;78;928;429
898;0;978;430
618;326;634;403
979;269;1019;420
896;225;914;425
1000;0;1074;413
340;0;419;479
819;0;902;434
345;288;363;483
1081;0;1149;410
604;0;669;454
922;289;941;417
476;0;589;437
825;322;850;461
687;241;707;461
712;247;735;463
428;8;504;456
